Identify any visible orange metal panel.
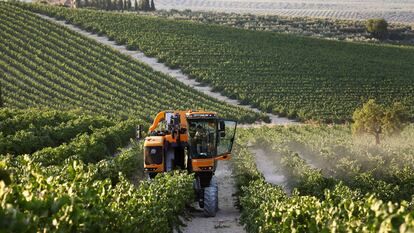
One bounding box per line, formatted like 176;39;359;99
192;158;215;172
144;164;164;172
165;133;189;143
144;136;164;147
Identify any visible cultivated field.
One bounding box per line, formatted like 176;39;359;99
24;3;414;123
0;108;194;232
156;0;414;23
234;125;414;232
2;2;414;232
0;2;265;123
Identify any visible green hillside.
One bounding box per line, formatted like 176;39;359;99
24;3;414;122
0;2;265;123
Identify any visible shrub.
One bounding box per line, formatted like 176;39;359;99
366;18;388;39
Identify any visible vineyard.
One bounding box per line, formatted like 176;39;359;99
141;9;414;44
0;108;194;232
2;1;414;232
154;0;414;24
0;2;266;124
22;3;414;123
234;125;414;232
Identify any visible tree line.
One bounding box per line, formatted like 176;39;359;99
73;0;155;11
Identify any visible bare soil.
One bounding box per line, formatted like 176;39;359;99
182;160;245;233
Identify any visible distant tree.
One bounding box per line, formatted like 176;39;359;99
127;0;131;10
118;0;123;11
139;0;150;11
150;0;155;11
366;18;388;39
107;0;112;10
134;0;138;11
352;99;408;144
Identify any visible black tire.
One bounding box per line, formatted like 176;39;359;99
210;177;219;212
203;186;218;217
148;172;157;179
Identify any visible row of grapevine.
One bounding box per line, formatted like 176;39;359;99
0;108;83;136
0;2;266;123
240;125;414;201
233;126;414;232
0;114;115;155
22;3;414;122
31;119;137;165
139;9;414;43
1;158;193;232
0;108;194;232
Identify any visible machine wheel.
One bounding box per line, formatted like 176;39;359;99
210;177;219;212
148;172;157;179
203;186;218;217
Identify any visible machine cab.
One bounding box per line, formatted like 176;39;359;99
186;112;237;161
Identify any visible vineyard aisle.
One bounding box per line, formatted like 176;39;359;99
250;148;291;193
38;14;296;125
182;160;246;233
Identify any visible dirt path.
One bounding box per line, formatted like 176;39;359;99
250;147;291;193
182;160;245;233
38;14;296;125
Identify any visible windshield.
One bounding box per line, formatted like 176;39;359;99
188;119;217;158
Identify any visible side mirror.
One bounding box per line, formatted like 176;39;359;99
136;125;143;140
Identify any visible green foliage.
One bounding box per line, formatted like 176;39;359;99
22;3;414;122
352;100;409;144
0;113;115;155
32;119;137;165
92;141;144;183
366;18;388;39
280;151;335;198
382;102;410;135
239;177;414;233
0;73;4;109
0;157;193;233
0;161;11;185
137;9;414;44
0;108;194;232
352;99;384;144
237;125;414;201
233;127;414;232
0;108;78;136
0;2;266;124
